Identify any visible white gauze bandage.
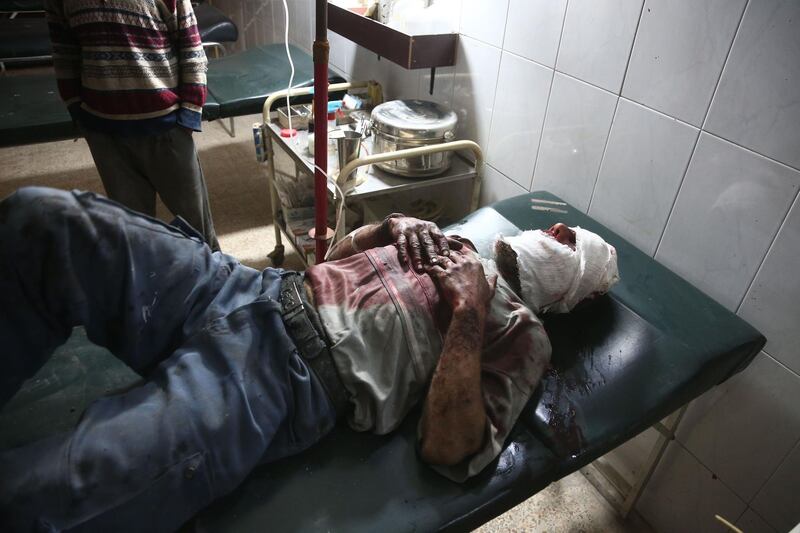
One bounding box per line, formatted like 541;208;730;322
498;227;619;314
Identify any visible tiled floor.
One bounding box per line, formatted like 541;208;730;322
1;111;655;533
477;471;653;533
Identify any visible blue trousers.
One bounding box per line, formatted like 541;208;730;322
0;188;336;532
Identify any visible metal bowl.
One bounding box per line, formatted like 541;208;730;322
370;99;458;177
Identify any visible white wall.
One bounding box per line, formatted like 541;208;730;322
272;1;800;531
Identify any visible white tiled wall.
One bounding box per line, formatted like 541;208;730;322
705;0;800;170
589;99;697;256
636;442;747;533
532;73;617;212
622;0;747;126
503;0;567;68
556;0;643;93
486;52;551;188
269;1;800;531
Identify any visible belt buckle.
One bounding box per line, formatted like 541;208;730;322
281;277;304;313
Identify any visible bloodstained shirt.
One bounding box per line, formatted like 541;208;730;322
305;245;551;481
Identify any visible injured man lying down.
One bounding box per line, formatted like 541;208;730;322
0;187;619;532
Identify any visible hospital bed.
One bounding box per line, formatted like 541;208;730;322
0;43;346;147
0;190;765;531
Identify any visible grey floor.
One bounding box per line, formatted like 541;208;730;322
0;113;654;533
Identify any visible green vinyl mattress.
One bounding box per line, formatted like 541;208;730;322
0;191;765;532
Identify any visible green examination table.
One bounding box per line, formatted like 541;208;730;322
0;191;765;531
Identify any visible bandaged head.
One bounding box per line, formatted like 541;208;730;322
495;226;619;314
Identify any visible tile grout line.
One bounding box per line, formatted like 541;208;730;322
652;0;751;258
555;68;617;98
674;350;800;516
585;98;619;216
526;66;556;192
527;0;570;192
617;0;647;96
485;161;529;193
487;0;513;129
586;0;646;214
479;0;513;162
745;430;800;509
611;93;800;173
734;187;799;315
762;346;800;380
670;438;753;509
700;0;751;133
747;506;782;531
482;51;506;171
732;506;749;530
650;128;701;259
458;1;512;52
498;0;513;51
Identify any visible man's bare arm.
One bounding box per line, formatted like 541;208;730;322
420;251;497;466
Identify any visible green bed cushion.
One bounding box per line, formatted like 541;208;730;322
0;73;77;148
0;74;221;147
202;91;221;122
195;419;557;533
205;43;347;119
479;192;764;467
0;17;50;60
0;328;141;451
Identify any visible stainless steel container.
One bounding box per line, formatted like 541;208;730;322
277;104;311;130
370;99;458;177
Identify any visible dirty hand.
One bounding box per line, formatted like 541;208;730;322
425;248;497;311
383;214;462;271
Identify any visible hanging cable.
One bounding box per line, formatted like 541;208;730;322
280;0;296;134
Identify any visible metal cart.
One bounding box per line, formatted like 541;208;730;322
256;83;484;266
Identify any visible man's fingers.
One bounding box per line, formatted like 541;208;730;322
438;237;451;256
430;228;450;256
396;233;408;264
420;229;438;264
408;232;423;270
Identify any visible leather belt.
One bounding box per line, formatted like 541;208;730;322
279;272;349;418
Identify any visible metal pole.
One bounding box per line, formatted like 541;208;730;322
313;0;330;261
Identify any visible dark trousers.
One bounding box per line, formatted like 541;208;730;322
84;127;220;251
0;188;335;532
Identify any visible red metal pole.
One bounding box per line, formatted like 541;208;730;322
313;0;330;261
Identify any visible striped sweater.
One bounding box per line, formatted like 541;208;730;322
46;0;208;134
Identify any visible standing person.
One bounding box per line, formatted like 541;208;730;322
45;0;220;251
